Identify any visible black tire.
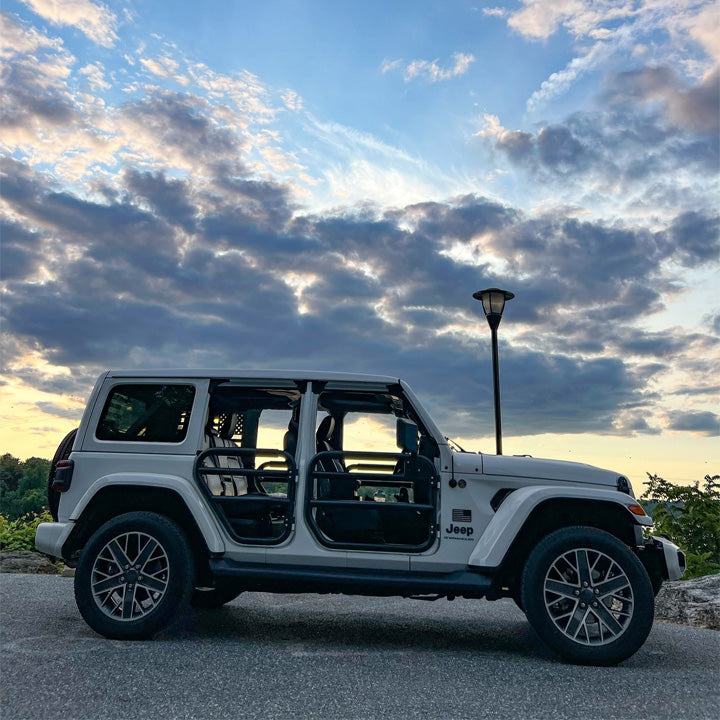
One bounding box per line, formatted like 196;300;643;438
521;526;654;666
74;511;194;639
47;428;78;521
190;581;243;609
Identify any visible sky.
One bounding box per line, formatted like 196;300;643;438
0;0;718;489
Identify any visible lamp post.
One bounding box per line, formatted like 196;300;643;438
473;288;514;455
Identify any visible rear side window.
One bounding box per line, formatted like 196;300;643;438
97;384;195;442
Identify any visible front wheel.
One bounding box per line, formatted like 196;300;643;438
521;526;654;666
74;512;194;639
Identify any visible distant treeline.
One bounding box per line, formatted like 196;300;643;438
0;453;50;519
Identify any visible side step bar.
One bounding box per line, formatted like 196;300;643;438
209;558;494;599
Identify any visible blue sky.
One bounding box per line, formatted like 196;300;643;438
1;0;718;485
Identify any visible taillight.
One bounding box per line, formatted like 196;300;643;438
52;459;74;492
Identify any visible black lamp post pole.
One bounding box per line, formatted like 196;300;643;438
489;319;503;455
473;288;514;456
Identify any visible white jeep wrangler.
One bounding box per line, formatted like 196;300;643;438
36;369;685;665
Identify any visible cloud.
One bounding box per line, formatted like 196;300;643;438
507;0;639;41
482;8;508;19
140;54;189;86
382;52;475;83
478;65;719;218
78;62;110;92
526;31;625;112
19;0;118;47
0;14;78;135
503;2;718;112
0;219;43;280
35;401;83;421
602;65;720;133
0;11;64;58
3;149;718;439
667;411;720;436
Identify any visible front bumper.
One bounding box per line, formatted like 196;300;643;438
646;535;686;581
35;522;74;560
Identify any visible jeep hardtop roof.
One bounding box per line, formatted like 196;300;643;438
107;369;400;384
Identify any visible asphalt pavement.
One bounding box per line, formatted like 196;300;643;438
1;574;718;720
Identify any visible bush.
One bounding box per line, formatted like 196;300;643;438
642;474;720;579
0;511;53;551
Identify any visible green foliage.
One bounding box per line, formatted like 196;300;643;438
0;453;23;494
0;511;54;551
0;454;50;519
642;474;720;579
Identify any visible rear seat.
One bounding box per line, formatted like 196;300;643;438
203;429;247;497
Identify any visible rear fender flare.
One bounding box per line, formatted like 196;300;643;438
70;473;226;553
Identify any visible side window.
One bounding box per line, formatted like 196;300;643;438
97;384;195;442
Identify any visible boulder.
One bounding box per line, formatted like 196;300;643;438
655;573;720;630
0;550;60;575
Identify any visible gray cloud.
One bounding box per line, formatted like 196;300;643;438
124;169;198;233
602;65;720;134
668;211;720;267
667;411;720;436
120;90;242;169
35;402;83;421
0;59;77;130
0;219;42;279
486;65;719;201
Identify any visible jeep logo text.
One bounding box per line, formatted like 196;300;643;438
445;523;474;537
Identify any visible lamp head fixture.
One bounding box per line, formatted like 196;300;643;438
473;287;515;330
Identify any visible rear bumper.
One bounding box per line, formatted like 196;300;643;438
646;535;686;581
35;522;73;560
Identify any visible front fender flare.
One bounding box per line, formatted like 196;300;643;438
468;485;651;569
69;473;226;554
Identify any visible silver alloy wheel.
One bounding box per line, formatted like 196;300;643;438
90;531;170;622
543;547;634;645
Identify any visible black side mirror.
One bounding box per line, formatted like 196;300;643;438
396;418;418;454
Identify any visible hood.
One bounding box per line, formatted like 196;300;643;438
454;452;625;488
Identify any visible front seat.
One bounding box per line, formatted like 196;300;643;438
313;415;380;544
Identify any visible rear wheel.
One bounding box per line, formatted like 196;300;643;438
74;511;194;639
521;526;654;665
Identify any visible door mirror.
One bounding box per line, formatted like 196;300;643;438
396;418;418;454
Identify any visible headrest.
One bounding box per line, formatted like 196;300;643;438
316;415;335;443
219;413;239;439
284;419;299;456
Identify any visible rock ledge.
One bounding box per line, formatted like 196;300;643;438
655;573;720;630
0;550;60;575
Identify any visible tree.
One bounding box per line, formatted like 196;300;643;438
642;474;720;579
0;454;51;519
0;454;23;494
